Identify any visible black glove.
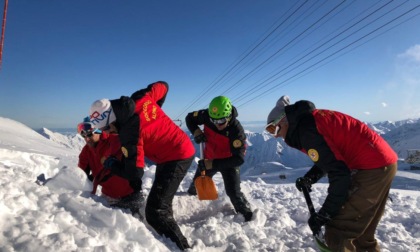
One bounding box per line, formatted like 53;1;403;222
308;210;331;236
295;176;314;192
103;156;120;171
84;166;94;182
198;159;206;172
194;133;207;144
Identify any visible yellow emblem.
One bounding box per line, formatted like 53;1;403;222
193;111;198;117
121;146;128;158
233;139;242;148
308;149;319;162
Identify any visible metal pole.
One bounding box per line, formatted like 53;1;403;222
0;0;9;70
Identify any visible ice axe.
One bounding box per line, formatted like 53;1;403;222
301;185;332;252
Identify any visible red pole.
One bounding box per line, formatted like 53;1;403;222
0;0;9;70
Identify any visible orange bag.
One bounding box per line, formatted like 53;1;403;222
194;170;218;200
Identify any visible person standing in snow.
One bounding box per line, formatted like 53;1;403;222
88;81;195;250
186;96;253;222
77;119;144;219
265;95;398;251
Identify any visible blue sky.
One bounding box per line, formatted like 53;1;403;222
1;0;420;129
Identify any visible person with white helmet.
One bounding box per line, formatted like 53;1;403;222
89;81;195;250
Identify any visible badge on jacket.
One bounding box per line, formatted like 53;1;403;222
121;146;128;158
308;149;319;162
233;139;242;148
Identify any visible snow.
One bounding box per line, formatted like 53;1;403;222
0;116;419;252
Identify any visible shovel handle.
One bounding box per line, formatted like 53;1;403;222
302;186;316;215
199;142;204;159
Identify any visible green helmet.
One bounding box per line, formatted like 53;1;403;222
208;96;232;119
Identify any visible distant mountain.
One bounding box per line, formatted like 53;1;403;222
34;117;420;172
366;118;420;135
37;128;85;152
377;119;420;157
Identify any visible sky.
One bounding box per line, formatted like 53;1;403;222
1;117;420;251
1;0;420;129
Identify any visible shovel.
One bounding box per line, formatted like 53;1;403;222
301;186;332;252
194;143;218;200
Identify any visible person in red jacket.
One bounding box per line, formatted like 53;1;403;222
77;120;144;219
186;96;253;222
266;95;398;252
88;81;195;250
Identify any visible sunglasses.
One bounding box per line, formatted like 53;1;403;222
265;122;281;136
265;113;286;136
210;117;229;125
77;122;100;138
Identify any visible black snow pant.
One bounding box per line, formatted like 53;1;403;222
191;165;251;216
145;156;194;251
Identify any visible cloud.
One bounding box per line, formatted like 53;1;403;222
364;111;371;116
381;102;387;108
398;44;420;62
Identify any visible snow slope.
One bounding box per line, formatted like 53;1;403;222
0;117;419;252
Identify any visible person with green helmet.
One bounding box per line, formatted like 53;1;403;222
185;96;253;222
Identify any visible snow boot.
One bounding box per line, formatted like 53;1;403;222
234;198;253;222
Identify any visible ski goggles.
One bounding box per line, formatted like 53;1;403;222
265;113;286;136
77;122;101;138
210;116;230;125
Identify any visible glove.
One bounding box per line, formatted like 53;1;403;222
295;176;314;192
198;159;206;172
308;210;331;236
194;133;207;144
193;129;207;144
103;156;120;170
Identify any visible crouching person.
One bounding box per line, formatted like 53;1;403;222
77;119;144;219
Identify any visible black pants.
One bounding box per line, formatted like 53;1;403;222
192;165;251;214
145;156;194;250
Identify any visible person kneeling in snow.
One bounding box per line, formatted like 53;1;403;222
77;119;144;219
186;96;253;222
266;95;397;252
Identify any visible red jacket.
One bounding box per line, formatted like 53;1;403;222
109;81;195;178
78;132;134;198
284;100;397;217
313;109;397;169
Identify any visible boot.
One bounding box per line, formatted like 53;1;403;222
234;198;253;222
131;208;144;221
241;209;253;222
